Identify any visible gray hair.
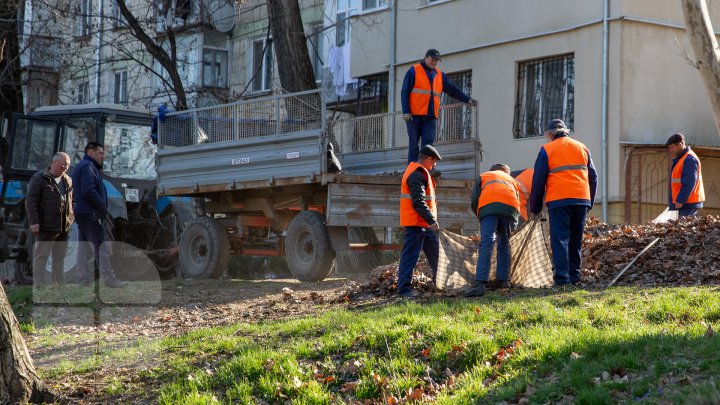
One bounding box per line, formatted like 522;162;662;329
52;152;70;163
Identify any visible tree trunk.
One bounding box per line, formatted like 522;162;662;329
0;0;24;114
266;0;321;122
0;285;55;404
266;0;317;93
681;0;720;136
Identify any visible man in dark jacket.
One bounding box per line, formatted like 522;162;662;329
396;145;442;298
73;142;126;288
401;49;476;169
667;133;704;217
26;152;73;287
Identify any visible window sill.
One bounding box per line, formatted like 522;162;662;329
355;5;389;17
417;0;456;11
248;89;272;97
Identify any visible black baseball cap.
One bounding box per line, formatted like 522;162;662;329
419;144;443;160
666;133;685;145
425;49;442;60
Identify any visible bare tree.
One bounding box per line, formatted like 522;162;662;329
0;0;24;113
681;0;720;135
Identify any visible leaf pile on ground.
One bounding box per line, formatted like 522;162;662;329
334;258;437;301
582;215;720;287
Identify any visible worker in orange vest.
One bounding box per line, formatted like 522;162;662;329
465;164;521;297
529;119;597;286
397;145;442;298
401;49;476;173
512;168;534;222
666;133;704;217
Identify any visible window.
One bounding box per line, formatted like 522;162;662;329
335;0;358;47
114;71;128;105
104;121;156;180
202;48;228;88
438;70;473;142
362;0;386;11
112;0;128;28
308;25;324;83
251;38;273;92
77;81;90;104
513;54;575;138
513;54;575;139
356;73;388;115
79;0;92;36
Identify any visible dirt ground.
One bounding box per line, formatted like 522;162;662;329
19;269;391;400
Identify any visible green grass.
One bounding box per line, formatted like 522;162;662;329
12;285;720;403
146;287;720;404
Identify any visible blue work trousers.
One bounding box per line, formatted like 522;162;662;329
406;116;437;163
397;226;439;294
548;205;588;285
475;214;512;282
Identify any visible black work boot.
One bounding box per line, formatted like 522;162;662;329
499;280;511;289
464;281;486;297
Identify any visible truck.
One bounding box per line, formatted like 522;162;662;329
0;104;195;284
156;89;482;281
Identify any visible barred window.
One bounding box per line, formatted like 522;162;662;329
513;54;574;139
438;70;473;142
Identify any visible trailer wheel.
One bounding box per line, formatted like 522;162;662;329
179;216;229;279
285;211;335;282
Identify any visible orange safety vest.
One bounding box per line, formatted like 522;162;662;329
515;168;534;220
476;171;521;215
542;136;591;203
671;149;705;204
400;162;437;227
409;64;443;117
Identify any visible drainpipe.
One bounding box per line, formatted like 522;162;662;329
386;0;397;244
600;0;609;222
388;0;397;119
95;0;104;103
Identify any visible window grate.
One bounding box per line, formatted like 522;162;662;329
513;54;574;139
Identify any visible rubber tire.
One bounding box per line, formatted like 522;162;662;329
179;216;229;279
13;231;34;286
285;211;335;282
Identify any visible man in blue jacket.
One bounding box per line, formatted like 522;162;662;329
529;119;598;286
401;49;476;171
73;142;126;288
667;133;705;217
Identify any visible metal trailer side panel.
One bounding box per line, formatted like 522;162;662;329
326;181;479;231
337;140;480;180
156;129;322;194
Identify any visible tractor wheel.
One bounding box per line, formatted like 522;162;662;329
179;216;229;279
285;211;335;282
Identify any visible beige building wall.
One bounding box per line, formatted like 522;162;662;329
346;0;720;222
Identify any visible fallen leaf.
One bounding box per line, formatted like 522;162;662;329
264;359;275;371
570;352;582;360
386;395;398;404
705;323;714;337
341;381;358;393
421;348;431;358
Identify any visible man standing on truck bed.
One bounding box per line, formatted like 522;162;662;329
397;145;442;298
25;152;73;287
73;142;127;288
401;49;476;174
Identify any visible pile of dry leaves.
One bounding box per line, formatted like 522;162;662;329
335;258;437;301
582;215;720;287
